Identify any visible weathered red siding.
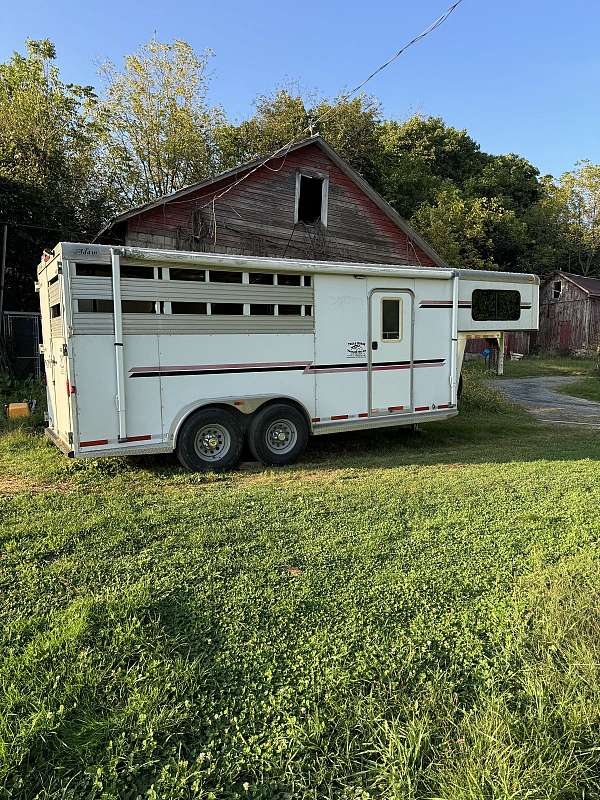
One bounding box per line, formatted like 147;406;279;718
538;276;593;352
124;144;438;267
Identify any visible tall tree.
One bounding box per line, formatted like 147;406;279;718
548;162;600;275
98;39;223;206
0;39;114;311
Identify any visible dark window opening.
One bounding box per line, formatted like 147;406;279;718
48;274;59;286
297;175;323;224
121;265;154;279
303;275;312;286
50;303;61;318
277;273;301;286
122;300;156;313
471;289;521;321
208;270;243;284
250;304;275;315
278;304;302;316
249;272;274;285
170;268;206;282
305;305;313;316
78;299;114;313
171;301;207;315
553;281;562;300
76;263;111;277
211;303;244;315
382;299;401;340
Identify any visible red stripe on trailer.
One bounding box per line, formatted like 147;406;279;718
312;417;321;423
358;412;369;418
331;414;349;421
415;406;430;412
124;434;152;442
80;438;109;447
437;403;451;409
388;405;404;412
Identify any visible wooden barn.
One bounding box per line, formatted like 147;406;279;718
537;271;600;353
96;135;445;268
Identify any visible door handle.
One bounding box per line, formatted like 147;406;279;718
371;341;378;351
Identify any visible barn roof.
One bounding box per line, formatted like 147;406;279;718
547;271;600;298
95;135;446;266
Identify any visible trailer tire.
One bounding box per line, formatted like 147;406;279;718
248;403;308;466
176;407;243;472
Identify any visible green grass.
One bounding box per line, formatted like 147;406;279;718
557;376;600;403
1;376;600;799
491;355;598;379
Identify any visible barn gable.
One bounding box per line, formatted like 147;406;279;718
96;136;445;268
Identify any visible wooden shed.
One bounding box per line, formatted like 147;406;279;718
96;135;445;269
537;271;600;353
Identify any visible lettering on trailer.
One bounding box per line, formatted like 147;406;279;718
75;247;101;257
128;358;446;379
346;341;366;359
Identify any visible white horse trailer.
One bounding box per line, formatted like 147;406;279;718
37;243;539;470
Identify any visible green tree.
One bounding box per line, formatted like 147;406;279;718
98;39;223;205
0;39;114;311
548;162;600;275
215;89;382;183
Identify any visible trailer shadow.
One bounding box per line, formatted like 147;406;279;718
126;411;600;479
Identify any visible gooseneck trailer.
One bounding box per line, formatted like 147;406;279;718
37;243;539;469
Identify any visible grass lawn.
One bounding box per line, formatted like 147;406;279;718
557;376;600;403
1;374;600;799
490;355;598;379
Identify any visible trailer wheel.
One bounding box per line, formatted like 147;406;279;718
176;407;243;471
248;403;309;466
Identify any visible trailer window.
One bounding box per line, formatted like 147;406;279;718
170;268;206;282
172;301;207;314
277;274;301;286
381;299;401;341
122;301;156;313
471;290;521;321
305;305;312;316
249;273;274;285
78;299;114;313
50;303;61;318
211;303;244;315
75;263;154;279
278;305;302;315
208;270;243;283
250;304;275;315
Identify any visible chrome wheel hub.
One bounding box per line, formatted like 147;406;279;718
194;424;231;461
265;419;297;455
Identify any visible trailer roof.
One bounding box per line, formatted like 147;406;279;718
47;242;539;285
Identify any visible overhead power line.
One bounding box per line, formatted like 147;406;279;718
182;0;465;214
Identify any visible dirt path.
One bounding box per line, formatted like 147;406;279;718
494;376;600;428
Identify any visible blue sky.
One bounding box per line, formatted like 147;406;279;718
2;0;599;177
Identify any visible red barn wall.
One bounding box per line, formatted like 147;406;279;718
538;277;590;352
122;144;438;267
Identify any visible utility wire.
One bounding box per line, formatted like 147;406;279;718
180;0;465;215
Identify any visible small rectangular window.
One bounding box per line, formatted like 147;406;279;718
277;274;301;286
297;174;323;224
303;275;312;287
553;281;562;300
249;273;274;285
211;303;244;315
75;263;111;277
278;305;302;316
208;270;243;284
471;290;521;321
171;301;207;315
121;265;153;279
50;303;61;318
122;301;156;313
250;304;275;315
170;268;206;282
48;274;59;286
382;299;401;341
78;299;114;313
304;305;313;316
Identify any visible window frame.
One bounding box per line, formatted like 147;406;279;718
553;280;562;300
294;170;329;227
380;297;403;342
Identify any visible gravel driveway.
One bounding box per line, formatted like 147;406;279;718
494;376;600;428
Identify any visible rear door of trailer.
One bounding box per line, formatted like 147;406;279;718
40;260;73;444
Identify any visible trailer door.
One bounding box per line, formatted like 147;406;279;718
369;290;413;414
44;273;73;442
